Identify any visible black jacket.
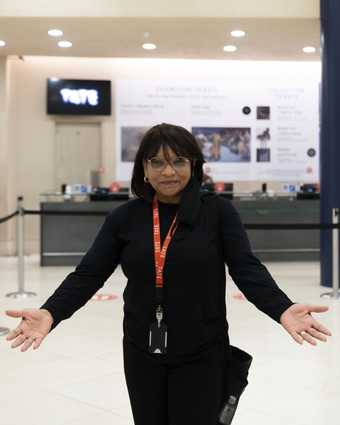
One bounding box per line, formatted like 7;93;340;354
40;177;294;357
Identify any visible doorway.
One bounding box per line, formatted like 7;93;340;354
54;122;101;191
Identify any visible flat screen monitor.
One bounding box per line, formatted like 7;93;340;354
47;78;111;115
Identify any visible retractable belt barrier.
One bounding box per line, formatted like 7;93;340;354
1;197;339;337
24;210;108;216
0;211;19;224
3;209;340;229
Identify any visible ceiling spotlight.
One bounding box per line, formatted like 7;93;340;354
58;40;72;48
231;30;246;38
303;46;316;53
0;40;6;47
48;29;63;37
142;43;157;50
223;45;237;52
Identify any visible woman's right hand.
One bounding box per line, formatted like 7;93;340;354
5;309;54;352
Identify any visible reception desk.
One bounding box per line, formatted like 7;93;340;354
40;200;125;266
40;195;320;266
233;197;319;262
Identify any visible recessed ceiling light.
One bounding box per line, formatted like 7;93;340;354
142;43;157;50
58;40;72;48
231;30;246;38
0;40;6;47
48;29;63;37
303;46;316;53
223;45;237;52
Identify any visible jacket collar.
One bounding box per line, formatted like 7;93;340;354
144;176;202;228
176;176;202;227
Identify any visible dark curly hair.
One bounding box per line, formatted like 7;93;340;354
131;123;205;199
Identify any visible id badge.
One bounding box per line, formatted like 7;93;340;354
148;321;168;354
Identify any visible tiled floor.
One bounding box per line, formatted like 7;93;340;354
0;255;338;425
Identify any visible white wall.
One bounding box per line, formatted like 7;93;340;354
1;56;321;255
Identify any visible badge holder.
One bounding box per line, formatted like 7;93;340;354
148;305;168;354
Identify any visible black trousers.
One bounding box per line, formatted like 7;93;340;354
123;335;226;425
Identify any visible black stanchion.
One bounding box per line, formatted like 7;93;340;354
321;208;340;299
6;197;37;299
0;209;19;336
0;327;9;336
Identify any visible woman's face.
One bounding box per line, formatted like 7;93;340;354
143;146;192;203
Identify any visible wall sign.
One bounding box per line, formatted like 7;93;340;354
115;62;320;182
47;78;111;115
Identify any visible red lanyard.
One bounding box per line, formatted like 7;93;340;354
152;195;178;288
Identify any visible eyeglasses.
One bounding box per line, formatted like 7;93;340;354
146;156;192;172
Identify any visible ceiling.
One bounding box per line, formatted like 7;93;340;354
0;0;320;19
0;17;321;61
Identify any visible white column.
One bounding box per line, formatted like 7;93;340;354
0;57;11;255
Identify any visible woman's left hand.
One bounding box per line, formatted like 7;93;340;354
280;304;332;346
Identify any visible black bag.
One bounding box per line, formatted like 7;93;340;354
218;345;253;425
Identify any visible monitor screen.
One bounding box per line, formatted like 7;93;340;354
47;78;111;115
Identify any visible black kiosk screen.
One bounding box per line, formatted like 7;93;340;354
47;79;111;115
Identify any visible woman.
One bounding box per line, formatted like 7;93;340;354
5;123;331;425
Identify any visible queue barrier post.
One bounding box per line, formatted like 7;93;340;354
6;196;37;299
0;327;9;336
321;208;340;299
